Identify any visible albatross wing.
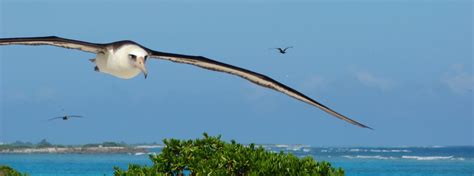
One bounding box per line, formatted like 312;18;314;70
0;36;105;53
148;50;372;129
47;116;63;121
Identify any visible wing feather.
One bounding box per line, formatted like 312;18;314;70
0;36;105;53
48;117;63;121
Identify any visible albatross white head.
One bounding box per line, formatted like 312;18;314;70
94;43;149;79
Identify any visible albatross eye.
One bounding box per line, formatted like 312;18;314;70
144;55;148;62
128;54;137;61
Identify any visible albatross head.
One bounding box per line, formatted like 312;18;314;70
127;46;148;78
114;44;149;79
127;48;148;79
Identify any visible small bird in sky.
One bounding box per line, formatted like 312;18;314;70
0;36;371;129
48;115;83;121
273;46;293;54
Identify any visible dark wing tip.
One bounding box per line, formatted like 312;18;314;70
352;120;373;130
361;124;374;130
47;117;61;121
340;115;373;130
336;115;373;130
349;118;372;130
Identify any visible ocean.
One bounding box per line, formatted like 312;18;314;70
1;146;472;176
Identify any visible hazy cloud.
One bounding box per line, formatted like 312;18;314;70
355;71;396;91
300;75;327;92
441;64;473;94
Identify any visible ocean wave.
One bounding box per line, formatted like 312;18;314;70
342;155;466;161
349;149;363;152
343;155;396;160
349;148;411;153
275;144;289;148
288;147;302;151
135;145;164;149
370;149;411;153
401;155;464;161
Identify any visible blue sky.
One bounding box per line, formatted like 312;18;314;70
0;0;472;146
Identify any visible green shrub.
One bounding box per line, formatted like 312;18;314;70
0;165;28;176
114;133;344;176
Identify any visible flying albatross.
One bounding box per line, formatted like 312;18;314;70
48;115;83;121
273;46;293;54
0;36;371;129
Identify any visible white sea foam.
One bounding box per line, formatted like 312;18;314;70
348;148;411;153
349;149;365;152
303;148;311;152
135;145;164;149
343;155;395;160
275;144;289;148
369;149;411;153
401;156;456;161
134;152;146;156
287;147;302;151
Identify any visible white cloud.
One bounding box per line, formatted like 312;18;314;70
441;64;473;94
355;71;396;91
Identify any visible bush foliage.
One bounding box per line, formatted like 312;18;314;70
114;133;344;176
0;165;28;176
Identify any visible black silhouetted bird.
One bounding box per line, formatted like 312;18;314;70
48;115;83;121
273;46;293;54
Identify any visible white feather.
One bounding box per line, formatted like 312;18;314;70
95;44;147;79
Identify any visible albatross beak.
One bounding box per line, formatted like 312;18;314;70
137;57;148;79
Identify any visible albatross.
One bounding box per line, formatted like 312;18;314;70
0;36;371;129
48;115;83;121
273;46;293;54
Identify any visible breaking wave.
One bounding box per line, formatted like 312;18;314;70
401;156;464;161
343;155;396;160
349;148;411;153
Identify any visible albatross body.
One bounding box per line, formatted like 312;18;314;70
93;44;149;79
0;36;371;129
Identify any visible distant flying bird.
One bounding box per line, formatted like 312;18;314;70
0;36;371;129
273;46;293;54
48;115;83;121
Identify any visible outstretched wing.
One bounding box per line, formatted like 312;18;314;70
47;116;63;121
0;36;106;53
148;50;372;129
68;115;83;118
283;46;293;52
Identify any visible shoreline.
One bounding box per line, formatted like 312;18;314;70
0;146;147;154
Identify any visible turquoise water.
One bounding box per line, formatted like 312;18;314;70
1;146;473;176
